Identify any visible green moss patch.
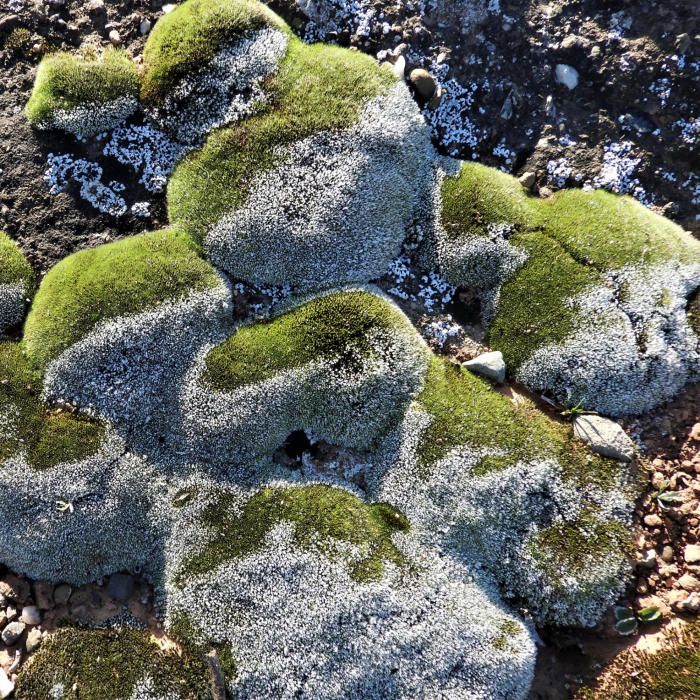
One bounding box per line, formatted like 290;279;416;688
168;37;396;244
0;231;33;290
204;290;414;391
23;230;220;371
26;48;138;127
0;341;103;470
141;0;285;107
180;485;410;584
15;627;210;700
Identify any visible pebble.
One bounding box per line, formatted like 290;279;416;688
573;415;636;462
34;581;54;610
685;544;700;564
462;351;506;384
638;549;656;568
690;423;700;441
140;18;152;35
162;4;177;13
54;584;72;606
20;605;41;626
390;55;406;79
0;669;13;700
661;545;674;562
25;628;42;653
107;573;134;602
554;63;579;90
109;29;121;46
518;171;536;189
409;68;437;99
1;621;25;646
678;573;700;592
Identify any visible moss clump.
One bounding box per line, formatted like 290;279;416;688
180;485;410;584
0;231;33;291
15;627;210;700
0;341;103;470
141;0;285;107
492;619;523;651
168;36;396;245
23;230;220;371
204;290;413;391
416;357;618;488
25;48;138;129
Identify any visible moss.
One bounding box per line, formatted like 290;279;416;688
25;48;138;127
204;290;412;391
167;36;396;244
0;341;103;470
179;484;410;584
23;230;220;371
141;0;286;107
3;27;31;53
415;357;617;488
492;619;523;651
0;231;33;291
15;627;210;700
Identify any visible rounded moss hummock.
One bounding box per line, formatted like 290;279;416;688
26;48;139;138
0;231;33;334
435;161;700;415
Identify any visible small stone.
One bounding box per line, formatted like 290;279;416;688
638;548;656;568
107;573;134;602
0;576;31;603
661;545;674;562
33;581;54;610
20;605;41;626
390;55;406;79
5;606;18;622
590;45;601;59
2;621;25;646
409;68;437;99
675;33;691;54
25;628;42;653
0;611;6;629
463;351;506;384
539;186;553;198
685;544;700;564
678;573;700;592
54;584;72;606
140;18;152;35
690;423;700;441
162;4;177;13
573;415;635;462
109;29;121;46
666;588;689;612
518;172;536;189
644;513;664;527
682;592;700;613
0;669;14;700
554;63;579;90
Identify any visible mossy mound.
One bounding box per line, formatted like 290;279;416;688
26;48;139;137
179;483;409;584
0;231;34;333
437;162;700;415
23;230;221;372
0;341;103;470
141;0;286;108
16;627;210;700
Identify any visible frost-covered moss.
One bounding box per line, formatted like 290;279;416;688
26;48;138;137
0;231;33;333
23;230;221;371
15;627;210;700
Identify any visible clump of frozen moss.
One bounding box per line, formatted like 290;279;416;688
436;161;700;415
26;48;139;138
0;231;33;333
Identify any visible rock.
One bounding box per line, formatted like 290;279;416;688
54;584;72;606
638;549;656;568
390;55;406;79
5;606;17;622
539;186;553;198
33;581;54;610
107;573;134;602
409;68;437;99
140;18;152;35
25;628;42;653
573;415;635;462
685;544;700;564
109;29;121;46
0;14;19;33
661;545;675;562
554;63;579;90
0;611;6;630
666;588;689;612
682;592;700;613
0;576;31;603
678;573;700;592
561;34;589;50
690;423;700;441
675;33;691;54
2;621;25;646
0;669;14;700
518;172;536;189
463;351;506;384
20;605;41;626
162;4;177;13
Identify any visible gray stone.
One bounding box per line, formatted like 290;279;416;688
107;573;134;602
54;583;72;606
20;605;41;626
518;171;536;189
140;18;152;35
463;351;507;384
409;68;436;99
685;544;700;564
0;669;14;700
34;580;54;610
25;628;42;653
109;29;121;46
2;620;25;646
678;573;700;593
573;415;635;462
554;63;579;90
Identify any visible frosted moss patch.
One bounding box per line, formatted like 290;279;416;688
0;231;34;333
26;49;138;138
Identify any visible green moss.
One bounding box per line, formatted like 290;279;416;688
23;230;220;371
168;36;396;244
15;627;210;700
0;231;33;290
0;341;103;470
3;27;31;53
204;290;413;391
491;619;523;651
141;0;286;106
179;484;410;584
26;48;138;127
415;357;617;488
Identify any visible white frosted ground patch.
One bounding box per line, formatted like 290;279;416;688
518;261;700;415
164;500;536;699
128;677;181;700
149;28;289;144
0;431;169;585
0;281;27;333
205;82;438;291
180;288;429;468
38;96;139;139
42;281;233;455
